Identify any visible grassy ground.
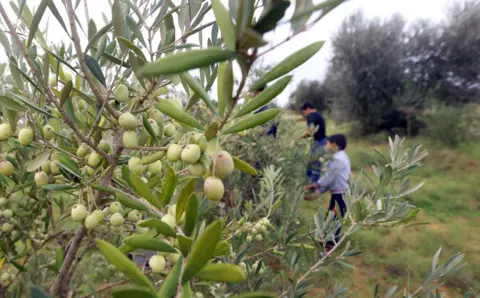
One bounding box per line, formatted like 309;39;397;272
296;121;480;297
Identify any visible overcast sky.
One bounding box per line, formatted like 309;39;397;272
0;0;456;104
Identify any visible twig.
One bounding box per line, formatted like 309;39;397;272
288;223;357;295
66;240;94;285
133;146;167;151
65;0;120;120
105;185;164;218
47;193;64;248
81;279;129;298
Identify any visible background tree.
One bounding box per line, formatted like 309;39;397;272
288;79;329;113
325;12;407;134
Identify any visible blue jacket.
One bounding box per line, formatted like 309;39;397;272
255;105;278;138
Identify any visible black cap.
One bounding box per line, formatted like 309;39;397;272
327;134;347;150
300;101;315;111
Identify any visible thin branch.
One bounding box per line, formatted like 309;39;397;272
65;0;120;120
291;223;357;291
106;185;164;218
132;146;167;151
83;0;90;25
81;279;129;298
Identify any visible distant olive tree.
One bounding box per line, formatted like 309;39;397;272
288;79;329;113
325;12;407;134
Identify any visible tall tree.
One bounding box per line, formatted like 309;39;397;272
326;12;407;134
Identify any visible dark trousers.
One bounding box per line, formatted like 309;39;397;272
306;138;327;183
327;193;347;247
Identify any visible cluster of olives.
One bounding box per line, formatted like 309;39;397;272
240;218;271;243
0;269;15;286
0;122;40;176
0;198;15;235
147;205;185;274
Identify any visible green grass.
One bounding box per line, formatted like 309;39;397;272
297;133;480;296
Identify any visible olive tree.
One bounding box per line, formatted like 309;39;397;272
0;0;469;297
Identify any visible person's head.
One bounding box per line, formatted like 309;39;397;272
254;85;266;96
326;134;347;153
300;101;316;116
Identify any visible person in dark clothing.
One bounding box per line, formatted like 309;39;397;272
253;85;278;139
299;101;327;182
304;134;350;252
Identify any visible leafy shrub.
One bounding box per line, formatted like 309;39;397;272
421;105;480;147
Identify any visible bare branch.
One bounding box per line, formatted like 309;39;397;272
65;0;120;120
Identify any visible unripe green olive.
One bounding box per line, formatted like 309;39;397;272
3;209;13;218
166;253;180;264
0;197;7;206
255;234;263;241
181;144;201;164
189;162;207;177
246;235;253;243
164;123;176;137
148;161;163;175
119;112;137;130
237;130;248;137
168;204;185;224
149;255;166;273
166;144;182;162
203;177;224;201
213;150;234;179
18;128;34;145
98;140;112;153
41;161;51;173
0;123;13;141
198;137;208;152
161;214;176;228
128;157;144;175
2;223;13;233
127;210;142;222
110;213;124;227
114;84;130;102
50;161;61;175
71;204;88;221
87;152;102;168
35;171;49;187
78;99;86;110
92;210;105;221
136;220;149;234
85;166;95;176
84;214;100;230
149;109;164;125
122;131;138;149
76;143;89;157
0;161;14;176
190;133;203;144
43;125;55;141
108;202;123;214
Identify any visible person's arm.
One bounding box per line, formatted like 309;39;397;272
299;127;312;139
316;159;342;193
